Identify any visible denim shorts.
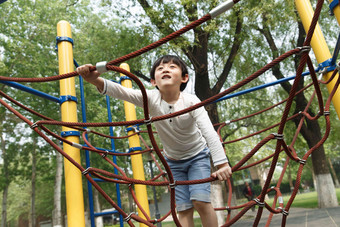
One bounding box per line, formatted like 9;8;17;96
164;147;211;211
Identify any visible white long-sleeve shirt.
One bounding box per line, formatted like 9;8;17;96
100;79;228;166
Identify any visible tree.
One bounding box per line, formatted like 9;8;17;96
254;3;338;207
53;150;63;227
0;0;93;225
0;109;18;227
0;103;30;226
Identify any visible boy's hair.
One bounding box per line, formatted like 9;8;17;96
150;55;189;91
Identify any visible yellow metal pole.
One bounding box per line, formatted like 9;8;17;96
120;63;150;225
295;0;340;120
57;20;85;227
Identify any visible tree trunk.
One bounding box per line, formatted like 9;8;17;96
312;170;317;191
210;183;225;225
31;140;37;227
315;174;338;208
53;151;63;227
288;163;294;192
328;156;340;188
211;159;225;225
256;165;269;200
1;132;8;227
191;12;243;222
299;118;338;208
1;186;8;227
125;167;135;213
94;190;103;227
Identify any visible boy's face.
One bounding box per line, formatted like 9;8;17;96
151;61;188;92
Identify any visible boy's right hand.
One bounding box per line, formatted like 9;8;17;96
76;64;101;83
212;162;232;181
77;64;104;91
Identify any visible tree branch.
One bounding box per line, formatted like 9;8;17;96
212;9;244;94
136;0;189;47
132;69;151;83
256;14;292;93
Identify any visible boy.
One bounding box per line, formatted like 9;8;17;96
77;55;232;227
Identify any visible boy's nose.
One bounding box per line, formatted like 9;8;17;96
162;67;170;72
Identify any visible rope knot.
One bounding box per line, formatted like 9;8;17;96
101;150;109;158
253;198;265;207
323;110;330;116
271;133;284;140
169;181;177;189
281;209;289;216
30;122;39;129
124;212;134;222
298;158;306;165
144;117;153;126
297;46;311;55
82;167;91;175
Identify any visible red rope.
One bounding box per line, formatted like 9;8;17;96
0;0;336;226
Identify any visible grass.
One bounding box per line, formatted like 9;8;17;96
266;187;340;208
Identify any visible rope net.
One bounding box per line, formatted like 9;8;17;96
0;0;339;226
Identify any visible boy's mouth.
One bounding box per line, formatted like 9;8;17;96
162;75;171;79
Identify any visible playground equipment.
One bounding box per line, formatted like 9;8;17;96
0;0;340;226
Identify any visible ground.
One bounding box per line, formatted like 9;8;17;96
232;206;340;227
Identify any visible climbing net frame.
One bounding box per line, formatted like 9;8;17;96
0;0;340;226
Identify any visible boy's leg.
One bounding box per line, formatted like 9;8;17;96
192;201;218;227
187;148;218;226
164;156;194;225
178;207;195;227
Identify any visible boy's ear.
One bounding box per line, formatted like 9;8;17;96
150;79;157;87
181;74;189;83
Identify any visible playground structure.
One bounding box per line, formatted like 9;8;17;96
0;0;340;226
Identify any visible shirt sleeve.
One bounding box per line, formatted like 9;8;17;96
190;96;228;166
98;79;145;107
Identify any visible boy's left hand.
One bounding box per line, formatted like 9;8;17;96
211;162;232;181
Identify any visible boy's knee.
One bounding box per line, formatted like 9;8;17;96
178;207;194;216
192;200;211;211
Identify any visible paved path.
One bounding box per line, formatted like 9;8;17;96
162;206;340;226
231;206;340;226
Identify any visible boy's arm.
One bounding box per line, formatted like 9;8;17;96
78;64;146;107
191;99;232;180
192;104;228;164
77;64;105;92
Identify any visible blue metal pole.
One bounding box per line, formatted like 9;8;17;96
215;71;312;103
79;75;95;227
105;94;124;227
0;80;60;103
78;71;95;227
330;32;340;66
